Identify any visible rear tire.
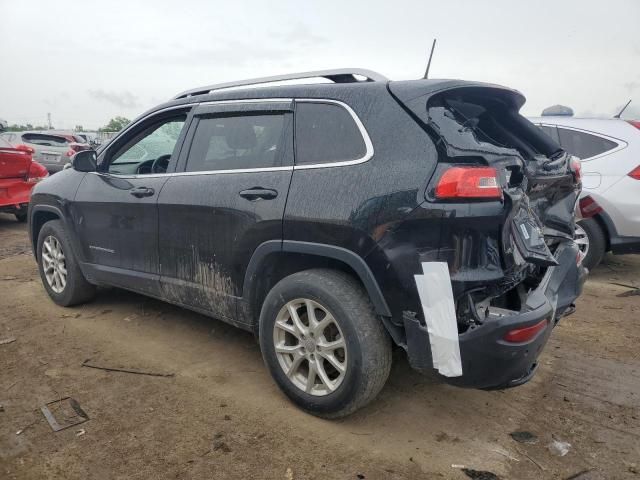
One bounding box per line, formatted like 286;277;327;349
15;212;27;223
259;269;392;418
37;220;96;306
577;218;606;270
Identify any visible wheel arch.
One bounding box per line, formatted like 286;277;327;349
30;205;64;258
241;240;392;328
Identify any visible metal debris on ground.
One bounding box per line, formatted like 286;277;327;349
76;428;86;437
81;359;174;377
462;468;500;480
548;439;572;457
0;337;16;345
41;397;89;432
510;431;539;444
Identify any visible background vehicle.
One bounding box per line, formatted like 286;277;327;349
0;131;89;173
531;116;640;269
29;70;585;417
0;137;48;221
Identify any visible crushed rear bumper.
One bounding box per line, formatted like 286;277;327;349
404;242;586;389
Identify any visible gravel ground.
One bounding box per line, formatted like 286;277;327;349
1;213;639;479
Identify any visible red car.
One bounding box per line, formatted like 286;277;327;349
0;137;48;222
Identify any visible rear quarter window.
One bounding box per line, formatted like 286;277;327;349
22;133;69;147
294;102;367;165
556;127;618;159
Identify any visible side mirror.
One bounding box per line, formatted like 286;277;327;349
71;150;97;172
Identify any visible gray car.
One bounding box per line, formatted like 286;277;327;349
0;131;79;173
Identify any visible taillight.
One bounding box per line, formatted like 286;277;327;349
435;166;502;200
65;149;75;157
628;165;640;180
570;157;582;183
579;196;603;218
15;144;35;155
26;161;49;184
626;120;640;131
503;319;548;343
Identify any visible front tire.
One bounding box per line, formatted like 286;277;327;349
259;269;392;418
37;220;96;306
576;218;606;270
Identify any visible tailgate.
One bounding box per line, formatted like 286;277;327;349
389;80;582;327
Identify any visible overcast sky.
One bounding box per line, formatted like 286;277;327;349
1;0;639;129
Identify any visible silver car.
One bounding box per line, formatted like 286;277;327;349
0;131;82;173
530;116;640;269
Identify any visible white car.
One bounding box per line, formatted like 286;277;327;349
529;116;640;269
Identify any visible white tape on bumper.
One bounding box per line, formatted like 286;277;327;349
414;262;463;377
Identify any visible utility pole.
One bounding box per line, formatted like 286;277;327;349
47;113;52;130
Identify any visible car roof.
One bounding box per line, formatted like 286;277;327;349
136;77;524;126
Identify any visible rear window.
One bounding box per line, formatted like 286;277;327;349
294;102;366;165
186;113;288;172
427;93;562;160
556;127;618;159
22;133;69;147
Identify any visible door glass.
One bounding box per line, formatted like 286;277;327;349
108;115;186;175
185;114;286;172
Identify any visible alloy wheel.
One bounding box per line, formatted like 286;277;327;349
574;224;590;258
42;235;67;293
273;298;348;396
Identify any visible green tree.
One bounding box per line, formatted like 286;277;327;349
100;116;130;132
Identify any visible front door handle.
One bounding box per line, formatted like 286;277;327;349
239;187;278;201
129;186;155;198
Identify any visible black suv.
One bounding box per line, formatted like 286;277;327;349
28;69;586;417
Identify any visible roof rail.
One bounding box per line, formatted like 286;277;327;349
172;68;388;100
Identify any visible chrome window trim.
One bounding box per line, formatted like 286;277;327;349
100;97;373;179
539;123;628;161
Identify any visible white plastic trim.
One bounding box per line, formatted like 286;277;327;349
414;262;463;377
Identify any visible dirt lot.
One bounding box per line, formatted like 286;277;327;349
1;213;639;480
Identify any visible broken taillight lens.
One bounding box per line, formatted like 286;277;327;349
435;166;502;200
579;196;603;218
628;165;640;180
503;319;548;343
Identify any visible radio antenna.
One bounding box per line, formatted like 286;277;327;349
423;39;437;79
614;99;632;118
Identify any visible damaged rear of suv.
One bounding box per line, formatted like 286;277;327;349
386;81;586;389
29;70;585;418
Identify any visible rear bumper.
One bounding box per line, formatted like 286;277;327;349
405;242;586;389
0;202;28;214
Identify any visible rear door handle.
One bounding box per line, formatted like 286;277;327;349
239;187;278;201
129;186;155;198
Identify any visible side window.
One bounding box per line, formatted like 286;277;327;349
538;125;560;144
556;127;618;159
295;102;367;165
186;114;287;172
108;115;186;174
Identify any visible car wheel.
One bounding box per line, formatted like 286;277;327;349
37;220;96;306
259;269;392;418
15;212;27;222
576;218;606;270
